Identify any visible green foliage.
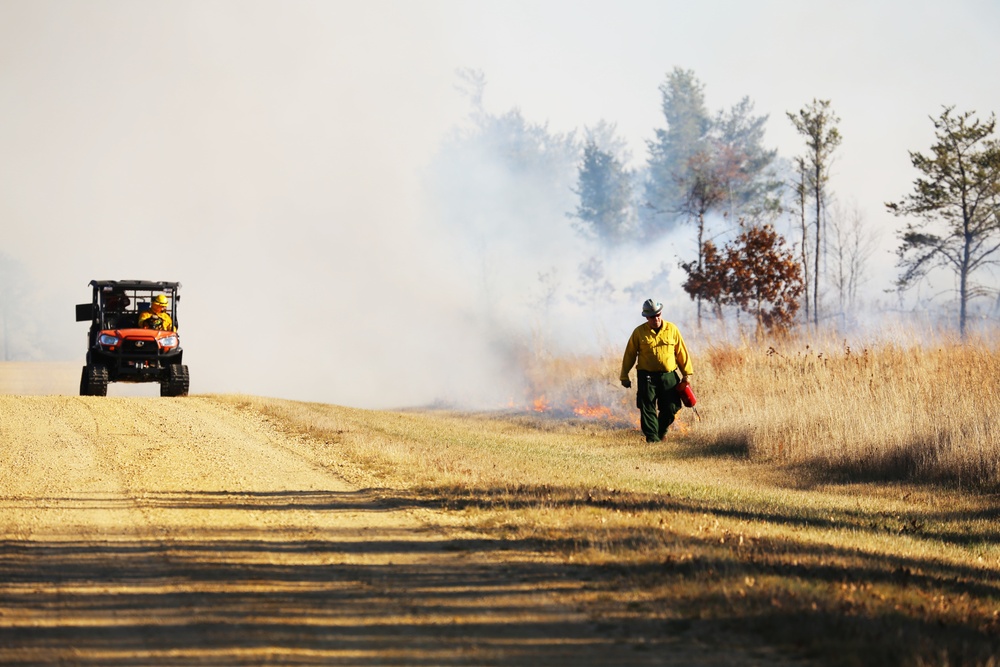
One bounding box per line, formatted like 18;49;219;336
433;69;580;246
676;149;732;222
638;70;782;326
642;68;713;236
714;97;783;220
786;99;842;191
642;71;781;239
571;137;634;244
887;106;1000;337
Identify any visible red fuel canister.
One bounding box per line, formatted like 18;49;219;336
679;380;697;408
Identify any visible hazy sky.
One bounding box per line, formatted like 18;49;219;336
450;0;1000;229
2;1;997;405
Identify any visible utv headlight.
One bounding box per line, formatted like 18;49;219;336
98;334;120;347
159;334;179;350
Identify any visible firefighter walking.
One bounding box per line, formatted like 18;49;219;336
620;299;694;442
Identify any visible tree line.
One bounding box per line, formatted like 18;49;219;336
573;68;1000;337
430;67;1000;339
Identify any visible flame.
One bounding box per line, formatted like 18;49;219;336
526;395;635;424
570;400;614;419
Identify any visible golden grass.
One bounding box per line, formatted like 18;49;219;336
689;333;1000;491
503;330;1000;491
213;328;1000;667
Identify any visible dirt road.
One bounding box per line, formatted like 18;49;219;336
2;394;763;666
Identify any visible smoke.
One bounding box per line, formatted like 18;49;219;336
0;2;702;409
0;2;492;407
9;3;988;408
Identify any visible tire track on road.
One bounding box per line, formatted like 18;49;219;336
0;395;679;666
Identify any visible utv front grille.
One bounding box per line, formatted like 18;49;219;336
121;339;158;356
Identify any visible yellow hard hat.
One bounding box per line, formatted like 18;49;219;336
152;294;169;306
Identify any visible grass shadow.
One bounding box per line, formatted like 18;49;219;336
5;485;996;666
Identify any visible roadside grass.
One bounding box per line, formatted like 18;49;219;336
689;331;1000;491
216;345;1000;667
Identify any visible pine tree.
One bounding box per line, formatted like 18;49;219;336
571;136;634;244
887;106;1000;338
642;68;712;237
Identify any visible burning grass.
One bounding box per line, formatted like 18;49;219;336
506;330;1000;491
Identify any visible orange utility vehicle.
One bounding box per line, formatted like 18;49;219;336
76;280;189;397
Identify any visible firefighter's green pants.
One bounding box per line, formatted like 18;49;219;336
636;370;682;442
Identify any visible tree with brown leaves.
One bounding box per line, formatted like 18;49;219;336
681;223;804;335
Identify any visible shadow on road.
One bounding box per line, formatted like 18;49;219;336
0;488;790;667
1;487;997;666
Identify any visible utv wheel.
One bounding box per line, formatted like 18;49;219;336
161;364;189;397
80;365;108;396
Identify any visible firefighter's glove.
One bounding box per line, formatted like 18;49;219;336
621;379;631;389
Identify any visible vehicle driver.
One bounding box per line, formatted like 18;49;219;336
104;288;130;312
138;294;176;331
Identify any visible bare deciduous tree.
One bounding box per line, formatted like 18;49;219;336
829;201;880;317
787;99;842;326
792;156;811;322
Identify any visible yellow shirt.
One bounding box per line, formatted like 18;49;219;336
620;320;693;382
138;310;175;331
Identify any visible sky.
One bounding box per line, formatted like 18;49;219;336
1;0;998;406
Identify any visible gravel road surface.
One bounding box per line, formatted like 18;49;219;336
0;395;804;666
1;395;719;666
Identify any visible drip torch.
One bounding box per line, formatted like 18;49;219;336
679;378;701;421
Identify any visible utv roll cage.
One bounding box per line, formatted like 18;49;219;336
77;280;181;344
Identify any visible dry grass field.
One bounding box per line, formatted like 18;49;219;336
1;331;997;665
690;332;1000;491
518;328;1000;490
221;332;1000;666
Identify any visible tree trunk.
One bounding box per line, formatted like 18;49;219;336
755;293;764;340
696;212;704;327
814;164;822;326
799;169;810;323
961;226;971;339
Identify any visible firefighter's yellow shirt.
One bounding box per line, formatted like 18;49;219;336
620;320;693;382
138;310;175;331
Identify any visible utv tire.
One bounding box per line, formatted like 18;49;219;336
161;364;189;397
80;365;108;397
